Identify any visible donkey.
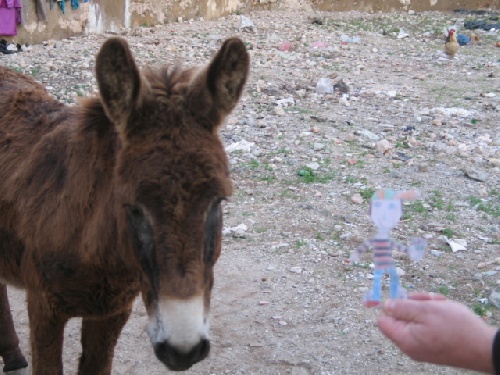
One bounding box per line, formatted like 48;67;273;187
0;36;249;374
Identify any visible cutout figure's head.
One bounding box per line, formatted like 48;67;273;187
370;189;420;231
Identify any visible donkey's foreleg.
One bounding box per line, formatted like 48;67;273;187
0;284;28;372
78;308;132;375
27;291;67;375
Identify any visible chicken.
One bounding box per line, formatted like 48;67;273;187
444;29;459;59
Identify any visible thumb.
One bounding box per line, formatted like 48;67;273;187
383;299;423;323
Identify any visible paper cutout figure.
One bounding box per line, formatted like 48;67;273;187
350;189;426;308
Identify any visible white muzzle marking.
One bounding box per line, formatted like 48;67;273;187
147;295;208;352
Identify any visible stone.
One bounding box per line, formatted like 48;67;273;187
230;224;248;238
375;139;394;154
464;168;488;182
351;193;364;204
418;163;429;172
313;143;325;151
358;129;380;141
489;286;500;308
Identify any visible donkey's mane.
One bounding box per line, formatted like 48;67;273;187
145;65;198;100
78;98;114;136
79;64;198;133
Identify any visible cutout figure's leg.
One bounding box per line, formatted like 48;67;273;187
389;267;407;299
78;309;132;375
0;284;28;373
27;291;67;375
364;269;384;307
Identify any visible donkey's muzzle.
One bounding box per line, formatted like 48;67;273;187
154;338;210;371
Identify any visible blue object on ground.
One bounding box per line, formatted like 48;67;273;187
457;34;471;46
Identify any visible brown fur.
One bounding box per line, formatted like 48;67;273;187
0;37;249;374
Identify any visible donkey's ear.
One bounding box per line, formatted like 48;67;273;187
96;37;142;128
206;37;249;113
188;38;249;132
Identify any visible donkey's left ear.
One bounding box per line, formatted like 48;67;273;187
206;37;250;114
96;37;144;130
187;37;250;132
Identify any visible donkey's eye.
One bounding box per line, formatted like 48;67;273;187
126;204;157;284
204;200;223;263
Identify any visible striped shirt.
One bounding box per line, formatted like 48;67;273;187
356;238;410;269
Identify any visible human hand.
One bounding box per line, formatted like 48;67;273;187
377;293;496;373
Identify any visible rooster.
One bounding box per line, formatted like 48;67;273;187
444;28;459;59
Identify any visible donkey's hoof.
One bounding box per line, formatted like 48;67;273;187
2;349;28;373
3;359;28;373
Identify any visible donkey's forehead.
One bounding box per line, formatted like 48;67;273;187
123;141;232;197
144;65;199;97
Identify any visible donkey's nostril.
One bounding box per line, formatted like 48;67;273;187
197;338;210;359
153;339;210;371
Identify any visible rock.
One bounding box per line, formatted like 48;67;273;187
418;163;429;172
375;139;394;154
313;143;325;151
489;158;500;167
244;116;256;127
226;140;255;153
339;94;350;107
306;162;320;170
351;193;364;204
358;129;380;141
464;168;488;182
432;119;442;126
310;125;320;133
489;286;500;308
316;78;334;94
274;106;286;116
430;250;444;257
289;267;302;274
230;224;248;238
482;271;497;277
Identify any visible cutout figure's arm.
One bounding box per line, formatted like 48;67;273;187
391;239;426;261
392;240;410;254
350;239;372;262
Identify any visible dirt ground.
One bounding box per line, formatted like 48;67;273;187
1;8;499;375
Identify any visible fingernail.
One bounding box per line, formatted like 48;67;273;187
384;299;395;313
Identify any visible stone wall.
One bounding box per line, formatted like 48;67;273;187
128;0;241;28
8;0;126;44
3;0;498;44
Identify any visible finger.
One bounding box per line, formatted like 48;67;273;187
377;313;410;344
382;299;424;322
408;292;447;301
